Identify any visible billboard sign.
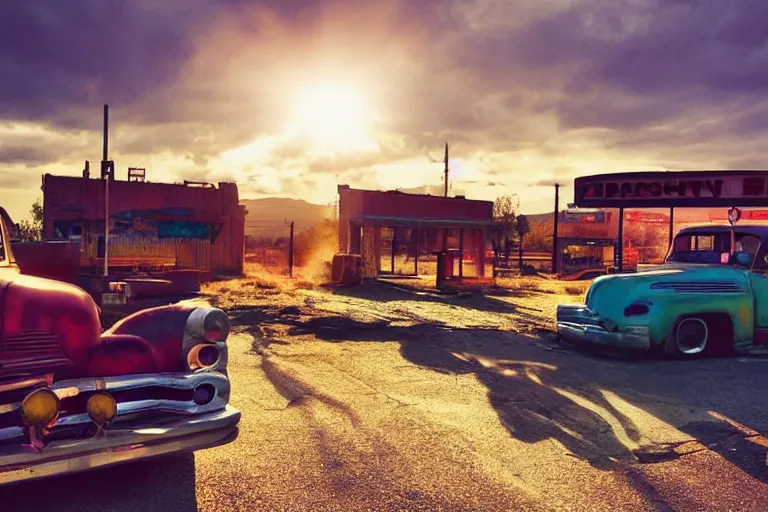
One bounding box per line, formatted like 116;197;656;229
574;171;768;208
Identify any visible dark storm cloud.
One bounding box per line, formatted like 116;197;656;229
0;128;96;166
443;0;768;146
0;1;224;127
0;144;53;166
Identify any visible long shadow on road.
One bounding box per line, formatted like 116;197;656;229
287;314;639;470
280;284;768;486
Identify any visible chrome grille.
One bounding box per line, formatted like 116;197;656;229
649;281;743;293
0;330;72;374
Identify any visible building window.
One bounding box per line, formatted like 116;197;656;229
53;221;82;240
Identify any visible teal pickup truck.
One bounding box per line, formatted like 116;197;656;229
557;223;768;357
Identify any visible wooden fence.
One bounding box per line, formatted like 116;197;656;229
81;237;211;271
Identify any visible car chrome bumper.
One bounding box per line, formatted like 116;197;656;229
556;304;651;352
0;404;240;485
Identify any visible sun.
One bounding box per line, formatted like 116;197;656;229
288;82;379;153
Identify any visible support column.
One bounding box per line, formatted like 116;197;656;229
551;183;560;274
391;227;396;273
618;207;625;272
373;227;382;274
414;226;420;276
459;228;464;278
668;207;675;249
477;229;486;277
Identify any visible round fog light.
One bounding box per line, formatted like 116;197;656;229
193;383;216;405
22;388;60;427
87;392;118;427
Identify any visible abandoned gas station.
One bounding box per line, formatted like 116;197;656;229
337;185;493;283
567;170;768;272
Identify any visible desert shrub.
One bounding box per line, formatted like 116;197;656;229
564;283;590;295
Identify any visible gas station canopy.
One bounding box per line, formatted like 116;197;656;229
574;170;768;208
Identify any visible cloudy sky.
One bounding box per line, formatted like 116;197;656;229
2;0;767;221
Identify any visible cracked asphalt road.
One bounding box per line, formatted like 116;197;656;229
4;282;768;511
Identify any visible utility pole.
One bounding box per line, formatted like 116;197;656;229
288;221;295;278
443;143;449;197
551;183;560;275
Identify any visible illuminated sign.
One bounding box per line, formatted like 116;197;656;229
742;210;768;220
624;212;669;223
708;210;768;221
562;210;606;223
574;171;768;208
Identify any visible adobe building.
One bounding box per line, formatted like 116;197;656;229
337;185;493;279
40;170;246;276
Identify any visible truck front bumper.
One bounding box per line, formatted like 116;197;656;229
0;404;240;485
556;304;651;352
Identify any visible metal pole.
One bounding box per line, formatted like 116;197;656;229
391;227;396;273
288;221;294;277
414;226;420;276
104;176;109;277
668;207;674;249
458;228;464;278
444;143;449;197
103;104;109;277
618;207;625;272
551;183;560;274
102;104;108;161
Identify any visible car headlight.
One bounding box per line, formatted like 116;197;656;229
183;308;230;372
187;343;222;370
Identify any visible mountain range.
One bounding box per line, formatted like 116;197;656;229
241;198;333;238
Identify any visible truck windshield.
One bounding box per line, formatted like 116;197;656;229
666;231;761;265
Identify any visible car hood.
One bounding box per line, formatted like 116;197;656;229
585;265;750;314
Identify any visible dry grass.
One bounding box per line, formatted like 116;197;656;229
496;276;591;296
202;262;319;308
203;260;591;312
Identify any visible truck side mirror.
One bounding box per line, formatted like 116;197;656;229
733;251;752;267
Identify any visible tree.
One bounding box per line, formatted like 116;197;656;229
515;214;530;270
17;199;43;242
490;195;518;266
524;218;554;252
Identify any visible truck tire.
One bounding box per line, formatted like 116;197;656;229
664;316;709;357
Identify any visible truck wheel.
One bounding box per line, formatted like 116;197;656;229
665;317;708;357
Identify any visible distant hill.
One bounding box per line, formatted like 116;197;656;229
241;198;332;238
524;212;553;224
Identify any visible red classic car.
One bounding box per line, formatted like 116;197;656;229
0;215;240;484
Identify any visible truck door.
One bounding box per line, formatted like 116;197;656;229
748;242;768;332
